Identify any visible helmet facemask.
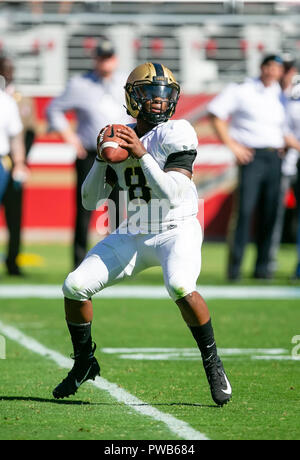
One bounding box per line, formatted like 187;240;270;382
125;71;180;125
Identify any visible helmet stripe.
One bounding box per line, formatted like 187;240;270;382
152;62;164;77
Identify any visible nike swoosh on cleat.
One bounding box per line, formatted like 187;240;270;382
221;373;232;395
75;365;93;388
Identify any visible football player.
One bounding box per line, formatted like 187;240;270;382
53;62;232;406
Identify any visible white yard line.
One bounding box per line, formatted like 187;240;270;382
101;347;288;355
0;320;209;441
1;284;300;299
100;347;299;362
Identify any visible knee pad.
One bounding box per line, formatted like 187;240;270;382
62;271;88;301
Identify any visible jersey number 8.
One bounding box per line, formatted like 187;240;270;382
124;167;151;203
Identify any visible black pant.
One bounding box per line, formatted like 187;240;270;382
2;178;23;270
74;152;95;268
2;130;34;271
74;151;121;269
228;148;282;278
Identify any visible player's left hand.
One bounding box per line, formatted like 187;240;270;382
116;126;147;159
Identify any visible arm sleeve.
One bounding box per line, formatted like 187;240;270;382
46;78;79;132
139;153;192;206
81;159;113;210
207;83;239;120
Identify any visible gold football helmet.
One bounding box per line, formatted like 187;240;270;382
125;62;180;125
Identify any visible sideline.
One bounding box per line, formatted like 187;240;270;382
1;284;300;299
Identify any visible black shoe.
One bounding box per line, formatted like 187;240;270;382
253;269;272;280
227;272;241;282
227;266;240;282
204;356;232;406
6;262;24;277
53;345;100;399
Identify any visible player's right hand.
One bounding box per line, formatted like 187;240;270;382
73;137;88;159
228;140;254;165
62;129;87;159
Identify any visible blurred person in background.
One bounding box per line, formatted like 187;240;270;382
280;56;299;96
47;36;131;269
208;54;300;281
281;73;300;280
268;58;300;277
0;60;28;276
295;165;300;279
0;55;35;276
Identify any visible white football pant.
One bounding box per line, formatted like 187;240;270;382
63;217;203;302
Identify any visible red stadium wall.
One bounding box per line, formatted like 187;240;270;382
0;164;233;238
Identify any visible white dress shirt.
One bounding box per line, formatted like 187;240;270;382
47;70;132;150
0;90;23;157
207;78;289;149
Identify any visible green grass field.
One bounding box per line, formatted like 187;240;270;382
0;242;299;440
1;240;300;285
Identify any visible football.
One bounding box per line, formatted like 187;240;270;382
97;124;129;164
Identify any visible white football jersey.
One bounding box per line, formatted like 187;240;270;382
110;119;199;232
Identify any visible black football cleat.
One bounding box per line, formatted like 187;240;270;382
204;356;232;406
53;345;100;400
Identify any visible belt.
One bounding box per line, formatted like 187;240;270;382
254;147;280;153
